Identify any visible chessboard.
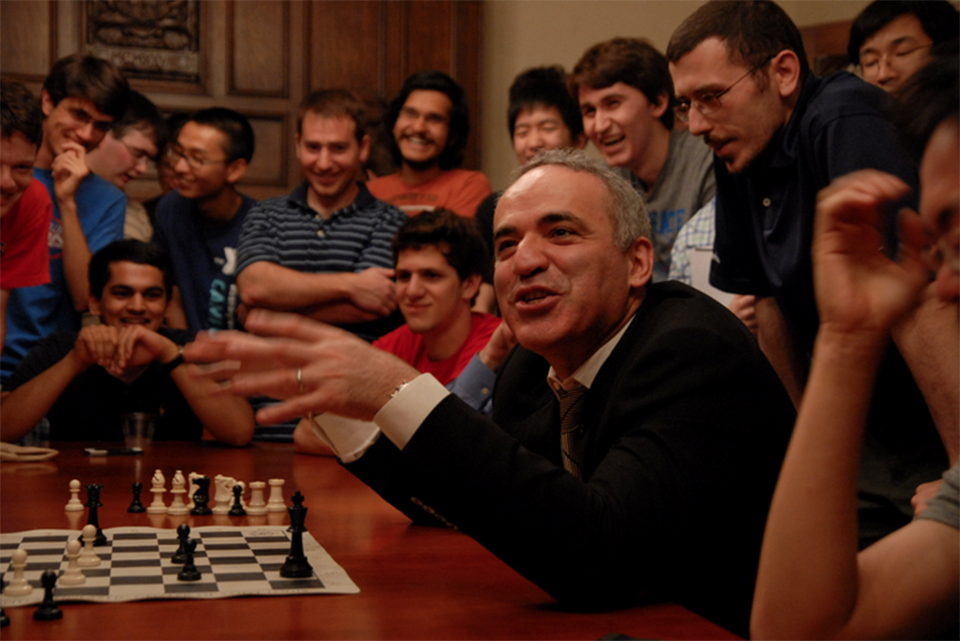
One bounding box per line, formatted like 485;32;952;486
0;525;359;607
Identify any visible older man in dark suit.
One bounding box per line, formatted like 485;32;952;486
186;149;794;637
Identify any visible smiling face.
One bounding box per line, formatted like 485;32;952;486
670;38;789;174
172;122;234;201
919;120;960;302
89;261;168;331
86;128;158;190
0;131;38;219
578;82;667;176
493;165;650;378
392;90;452;167
512;105;576;165
296;113;369;215
396;245;478;339
40;92;113;156
859;14;934;95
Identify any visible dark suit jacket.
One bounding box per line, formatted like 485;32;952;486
348;282;795;636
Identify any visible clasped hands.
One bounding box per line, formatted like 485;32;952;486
71;324;179;379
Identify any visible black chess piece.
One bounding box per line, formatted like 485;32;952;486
280;491;313;578
190;476;212;516
0;576;9;627
127;481;146;513
171;524;191;564
228;484;247;517
32;570;63;621
81;483;108;547
176;539;201;581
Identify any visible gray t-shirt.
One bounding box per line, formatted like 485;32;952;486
917;462;959;530
620;128;715;282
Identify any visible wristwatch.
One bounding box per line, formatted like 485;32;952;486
161;344;185;374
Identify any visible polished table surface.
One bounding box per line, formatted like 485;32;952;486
0;441;739;640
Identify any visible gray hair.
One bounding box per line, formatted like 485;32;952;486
507;148;650;251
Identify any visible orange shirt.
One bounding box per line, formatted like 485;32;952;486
366;169;491;218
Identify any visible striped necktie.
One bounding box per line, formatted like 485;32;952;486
558;385;588;479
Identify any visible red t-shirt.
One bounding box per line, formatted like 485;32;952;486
374;312;501;385
366;169;491;218
1;178;52;290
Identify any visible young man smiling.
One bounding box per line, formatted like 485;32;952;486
2;54;129;382
367;70;491;218
0;239;254;445
152;107;255;332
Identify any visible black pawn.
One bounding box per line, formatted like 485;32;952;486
171;524;191;564
280;491;313;578
1;576;9;627
190;476;212;516
81;484;108;547
127;481;146;513
228;484;246;517
176;539;201;581
32;570;63;621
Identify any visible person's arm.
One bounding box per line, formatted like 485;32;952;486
238;262;396;321
755;296;808;408
293;417;337;456
163;287;189;330
52;143;95;311
751;169;957;640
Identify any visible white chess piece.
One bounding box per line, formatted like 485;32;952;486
168;470;189;515
147;468;167;514
213;475;239;515
247;481;268;515
187;472;202;509
59;539;86;586
65;478;84;512
266;478;286;512
3;549;32;596
77;525;101;567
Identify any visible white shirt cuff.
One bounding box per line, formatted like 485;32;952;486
373;373;450;450
309;414;381;464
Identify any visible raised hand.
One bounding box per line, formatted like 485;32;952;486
51;141;90;202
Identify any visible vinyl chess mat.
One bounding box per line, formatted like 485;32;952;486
0;526;359;606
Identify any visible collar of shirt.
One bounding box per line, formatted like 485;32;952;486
289;181;374;220
546;314;636;398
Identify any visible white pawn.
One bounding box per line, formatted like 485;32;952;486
168;470;189;515
77;524;101;567
246;481;268;515
65;479;84;512
59;539;86;586
147;468;167;514
266;478;286;512
3;549;32;596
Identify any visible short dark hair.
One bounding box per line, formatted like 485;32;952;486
184;107;255;163
392;208;487;283
89;240;175;301
111;90;167;159
384;70;469;170
507;66;584;141
298;89;366;143
1;80;44;146
42;53;129;120
571;38;674;130
666;1;810;81
848;1;959;65
893;44;959;160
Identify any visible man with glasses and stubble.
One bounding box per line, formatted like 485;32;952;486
1;54;129;383
151;108;255;332
667;0;954;549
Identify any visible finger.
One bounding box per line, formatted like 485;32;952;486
188;333;311;370
226;368;305;400
245;309;347;344
190;360;242;381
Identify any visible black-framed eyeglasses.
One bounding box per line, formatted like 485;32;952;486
674;55;775;123
68;108;113;134
165;146;228;171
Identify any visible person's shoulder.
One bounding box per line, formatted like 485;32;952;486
358;185;407;222
80;172;125;204
447;169;490;185
366;173;402;193
671;128;713;163
472;311;502;333
23;177;52;203
372;323;414;353
802;71;893;123
154;190;191;218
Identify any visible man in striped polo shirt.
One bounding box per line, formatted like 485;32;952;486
236;89;407;341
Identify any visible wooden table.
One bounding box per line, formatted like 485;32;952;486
1;441;739;640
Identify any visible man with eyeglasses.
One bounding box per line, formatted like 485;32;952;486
667;0;952;549
848;0;958;96
1;53;129;383
571;38;715;281
85;91;167;241
152;107;255;332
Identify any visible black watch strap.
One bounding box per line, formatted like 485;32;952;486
161;344;186;375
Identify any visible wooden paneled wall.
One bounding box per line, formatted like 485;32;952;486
0;0;482;202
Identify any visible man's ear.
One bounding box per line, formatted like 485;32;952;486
225;158;249;185
627;236;655;290
771;50;801;100
40;89;54;117
651;91;670;120
573;132;588;150
461;273;482;301
88;295;102;318
358;134;371;165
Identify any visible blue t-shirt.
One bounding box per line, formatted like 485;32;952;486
1;169;125;381
152;191;256;332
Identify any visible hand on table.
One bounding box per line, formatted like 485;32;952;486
185;309;419;424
